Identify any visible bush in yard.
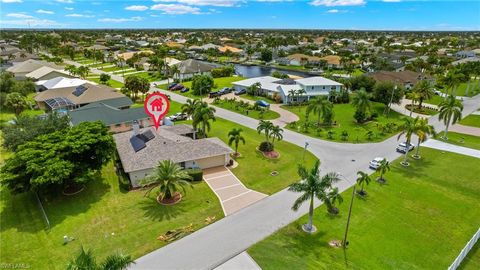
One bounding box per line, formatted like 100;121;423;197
185;168;203;182
354;110;367;123
99;73;111;85
259;141;274;152
211;65;235;78
192;74;214;96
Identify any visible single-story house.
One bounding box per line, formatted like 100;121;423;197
25;66;74;81
319;55;343;69
232;76;343;104
69;101;151;133
34;83;126;110
173;59;219;80
114;124;233;187
455;50;476;59
218;46;243;54
35;77;87;92
6;59;61;78
451;57;480;66
284;54;322;66
368;70;433;90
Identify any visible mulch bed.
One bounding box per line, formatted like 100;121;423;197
157;192;182;205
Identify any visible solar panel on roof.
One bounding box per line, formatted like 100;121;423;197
72;85;87;97
142;130;155;141
130;136;146;152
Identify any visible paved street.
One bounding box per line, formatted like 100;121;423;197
131;90;480;270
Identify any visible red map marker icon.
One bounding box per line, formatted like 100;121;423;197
144;92;170;130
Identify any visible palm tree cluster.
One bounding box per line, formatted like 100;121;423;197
352;89;372;123
182;99;216;138
256;120;283;152
67;246;133;270
289;160;342;233
65;65;90;79
307;95;334;126
397;116;436;166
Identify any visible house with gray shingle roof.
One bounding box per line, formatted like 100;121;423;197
114;125;233;187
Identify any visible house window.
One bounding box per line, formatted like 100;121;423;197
323;86;326;90
332;86;336;90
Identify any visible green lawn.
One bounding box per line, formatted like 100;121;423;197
249;148;480;269
446;80;480;97
211;99;280;120
439;131;480;150
159;76;246;100
240;94;279;104
459;242;480;270
133;71;165;82
101;66;128;73
88;62;115;68
88;77;124;89
425;94;445;106
460;115;480;128
77;59;95;65
282;102;407;143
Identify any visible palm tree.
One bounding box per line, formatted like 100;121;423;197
270;125;283;147
307;96;333;127
228;128;245;157
412;117;435;159
192;101;216;138
169;64;180;81
141;160;192;203
181;98;200;118
356;171;371;196
287;89;297;105
288;161;341;233
324;187;343;215
397;117;418;166
376;159;390;184
406;91;421;117
67;246;134;270
352;89;371;123
438;95;463;140
413;80;434;109
257;120;274;143
441;71;463;97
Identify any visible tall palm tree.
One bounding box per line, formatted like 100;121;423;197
67;246;134;270
307;96;333;126
270;125;283;147
192;101;216;138
397;117;418;166
441;71;463;97
257;120;274;143
169;64;180;81
228;128;245;157
406;91;421;117
141;160;192;203
356;171;371;196
413;117;436;159
413;80;434;109
181;98;200;118
288;161;341;233
352;89;371;123
438;95;463;140
376;159;390;184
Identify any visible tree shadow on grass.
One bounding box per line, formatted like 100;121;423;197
393;158;434;180
0;172;110;233
139;196;186;222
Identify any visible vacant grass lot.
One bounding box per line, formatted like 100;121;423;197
212;99;280;120
282;102;407;143
132;71;164;82
249;148;480;270
439;131;480;150
159;76;246;100
460;114;480;128
88;77;124;89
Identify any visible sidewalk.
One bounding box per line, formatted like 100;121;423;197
422;139;480;158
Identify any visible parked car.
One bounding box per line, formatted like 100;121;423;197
167;82;178;90
396;142;415;153
369;157;386;170
234;89;246;95
171;84;184;91
256;100;270;107
209;91;221;98
180;87;190;93
218;87;232;95
167;113;188;122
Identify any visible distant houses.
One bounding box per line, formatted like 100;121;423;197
172;59;219;80
6;59;62;79
368;70;433;90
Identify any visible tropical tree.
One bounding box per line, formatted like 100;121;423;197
77;65;90;79
67;246;134;270
376;159;390;184
169;64;180;82
192;101;216;138
247;82;262;97
99;73;111;85
356;171;371;196
307;95;333;126
191;74;214;96
141;160;192;203
413;80;434;109
65;64;78;76
438;94;463;140
124;75;150;101
413;117;435;159
270;125;284;147
397;117;418;166
5;92;28;116
324;187;343;215
228;128;245;157
181;98;200;118
352;89;372;123
257;120;274;142
288;160;341;233
406;91;421;117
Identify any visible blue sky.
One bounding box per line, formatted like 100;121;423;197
1;0;479;30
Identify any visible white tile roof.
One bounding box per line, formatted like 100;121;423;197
295;76;343;86
36;77;87;90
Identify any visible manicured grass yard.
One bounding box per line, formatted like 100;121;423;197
282;102;407;143
158;76;246;100
440;80;480;97
460;114;480;128
211;99;280;120
249;148;480;269
439;131;480;150
88;77;124;89
133;71;164;82
101;66;128;73
425;94;445;106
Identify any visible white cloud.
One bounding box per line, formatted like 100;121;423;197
56;0;74;3
66;13;94;18
6;13;34;19
125;5;149;11
1;19;62;27
64;7;74;10
151;4;201;14
310;0;365;7
327;9;339;13
98;16;143;23
153;0;240;7
1;0;23;3
36;9;55;14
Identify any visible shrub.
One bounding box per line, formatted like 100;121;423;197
259;141;274;152
354;110;367;123
185;168;203;182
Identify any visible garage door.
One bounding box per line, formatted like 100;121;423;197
195;155;226;169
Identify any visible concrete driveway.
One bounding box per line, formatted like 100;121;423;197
203;167;267;216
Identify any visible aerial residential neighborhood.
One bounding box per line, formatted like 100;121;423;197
0;0;479;270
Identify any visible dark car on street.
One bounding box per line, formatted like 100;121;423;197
234;89;246;95
171;84;184;91
218;87;232;95
167;82;178;90
209;91;221;98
